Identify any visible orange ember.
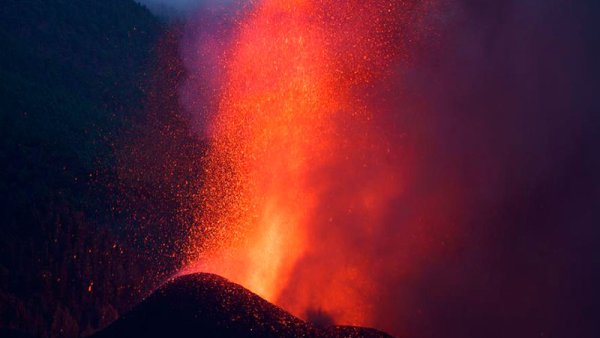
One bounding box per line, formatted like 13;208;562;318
184;0;438;329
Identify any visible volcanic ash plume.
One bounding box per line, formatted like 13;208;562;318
182;0;445;332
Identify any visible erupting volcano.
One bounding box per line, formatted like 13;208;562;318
183;0;440;331
3;0;596;337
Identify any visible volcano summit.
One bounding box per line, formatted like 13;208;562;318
90;273;393;338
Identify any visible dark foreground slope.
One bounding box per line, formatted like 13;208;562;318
0;0;162;336
91;273;392;338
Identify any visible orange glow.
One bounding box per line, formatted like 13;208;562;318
184;0;438;329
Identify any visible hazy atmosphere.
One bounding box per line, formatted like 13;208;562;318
136;0;234;13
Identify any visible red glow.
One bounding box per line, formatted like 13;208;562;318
184;0;448;331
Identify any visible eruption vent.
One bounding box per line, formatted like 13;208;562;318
184;0;439;329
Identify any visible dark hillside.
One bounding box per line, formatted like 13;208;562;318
90;273;392;338
0;1;175;337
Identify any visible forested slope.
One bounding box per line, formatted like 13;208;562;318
0;1;191;337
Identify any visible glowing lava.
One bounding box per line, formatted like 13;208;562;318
185;0;434;328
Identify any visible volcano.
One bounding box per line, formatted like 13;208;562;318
90;273;392;338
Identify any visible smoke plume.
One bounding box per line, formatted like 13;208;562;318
177;1;599;337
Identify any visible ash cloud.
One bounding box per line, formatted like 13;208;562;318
274;1;599;335
367;1;600;337
176;0;600;337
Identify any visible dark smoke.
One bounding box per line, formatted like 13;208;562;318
367;1;599;337
305;308;335;329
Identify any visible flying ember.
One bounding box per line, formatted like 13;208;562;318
184;0;437;328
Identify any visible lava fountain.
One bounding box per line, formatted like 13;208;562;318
184;0;441;330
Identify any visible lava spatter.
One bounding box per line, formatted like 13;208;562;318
184;0;439;329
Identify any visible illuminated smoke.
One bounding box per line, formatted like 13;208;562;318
177;0;595;336
182;0;442;330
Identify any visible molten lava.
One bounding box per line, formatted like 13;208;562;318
185;0;439;330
